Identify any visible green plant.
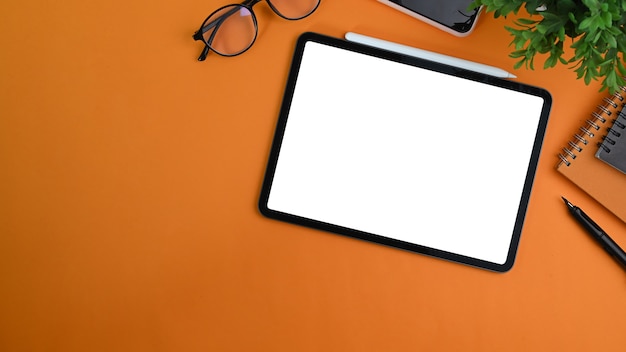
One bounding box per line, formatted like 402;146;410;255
471;0;626;92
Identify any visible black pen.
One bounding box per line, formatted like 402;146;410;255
562;197;626;270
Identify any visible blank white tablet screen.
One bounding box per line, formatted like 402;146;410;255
266;41;545;265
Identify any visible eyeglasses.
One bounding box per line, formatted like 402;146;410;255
193;0;320;61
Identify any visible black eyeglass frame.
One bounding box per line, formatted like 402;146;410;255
193;0;320;61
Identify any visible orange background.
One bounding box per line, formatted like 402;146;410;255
2;0;626;351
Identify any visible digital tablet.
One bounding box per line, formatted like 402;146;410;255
259;32;551;272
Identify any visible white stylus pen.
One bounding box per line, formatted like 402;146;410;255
344;32;517;79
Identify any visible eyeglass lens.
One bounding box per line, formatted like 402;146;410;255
197;0;320;58
268;0;320;20
200;5;257;57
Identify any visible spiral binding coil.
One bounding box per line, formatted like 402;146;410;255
558;87;626;167
598;107;626;153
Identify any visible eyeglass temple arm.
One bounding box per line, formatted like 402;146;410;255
197;23;221;61
193;1;259;61
193;6;239;61
193;17;221;61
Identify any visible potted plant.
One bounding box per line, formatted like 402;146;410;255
470;0;626;93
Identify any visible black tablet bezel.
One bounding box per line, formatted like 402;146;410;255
258;32;552;272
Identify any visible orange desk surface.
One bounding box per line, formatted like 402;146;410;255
2;1;626;351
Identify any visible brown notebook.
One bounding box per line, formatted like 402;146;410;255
557;87;626;223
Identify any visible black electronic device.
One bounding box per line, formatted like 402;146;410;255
259;32;552;272
379;0;482;36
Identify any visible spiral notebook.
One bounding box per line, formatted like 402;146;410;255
557;87;626;223
596;104;626;174
260;32;552;272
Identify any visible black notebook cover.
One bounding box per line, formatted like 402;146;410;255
596;104;626;174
